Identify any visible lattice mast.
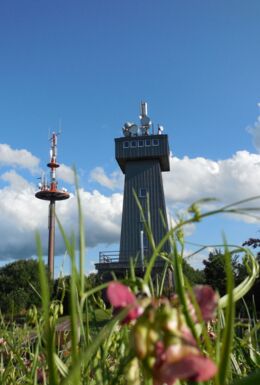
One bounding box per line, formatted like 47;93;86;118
35;132;70;278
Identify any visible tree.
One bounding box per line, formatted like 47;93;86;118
203;249;246;296
242;238;260;250
0;259;42;315
52;273;102;315
182;259;205;286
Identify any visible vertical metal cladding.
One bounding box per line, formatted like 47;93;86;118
117;135;170;264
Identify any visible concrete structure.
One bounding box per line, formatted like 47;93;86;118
96;103;170;277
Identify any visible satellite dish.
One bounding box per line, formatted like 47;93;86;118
123;122;134;136
122;127;130;136
158;125;164;134
129;124;138;136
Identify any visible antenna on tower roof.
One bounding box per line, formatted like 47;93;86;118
140;101;148;117
139;101;151;134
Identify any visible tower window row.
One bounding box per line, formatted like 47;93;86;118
123;139;160;149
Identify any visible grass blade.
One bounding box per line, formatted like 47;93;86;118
217;243;235;385
35;232;58;385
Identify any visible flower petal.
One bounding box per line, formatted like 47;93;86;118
154;354;217;384
107;282;142;323
107;282;136;308
194;285;218;321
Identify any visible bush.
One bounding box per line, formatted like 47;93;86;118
0;259;43;315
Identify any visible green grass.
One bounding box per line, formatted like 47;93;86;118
0;193;259;384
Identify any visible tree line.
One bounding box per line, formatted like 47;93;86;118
0;245;259;317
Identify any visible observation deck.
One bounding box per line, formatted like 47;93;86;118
115;134;170;173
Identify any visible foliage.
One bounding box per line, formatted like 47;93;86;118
203;247;260;314
203;249;247;296
52;273;102;315
241;240;260;314
243;238;260;250
0;259;43;315
182;258;205;285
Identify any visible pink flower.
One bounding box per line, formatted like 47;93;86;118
153;323;217;385
171;285;218;323
37;368;44;384
194;285;218;321
106;282;143;323
154;352;217;385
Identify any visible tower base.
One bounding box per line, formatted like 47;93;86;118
95;259;174;294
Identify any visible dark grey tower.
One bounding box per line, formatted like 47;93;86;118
96;102;170;276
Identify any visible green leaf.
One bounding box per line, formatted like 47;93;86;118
217;243;235;385
230;370;260;385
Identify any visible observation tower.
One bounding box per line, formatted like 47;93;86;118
96;102;171;277
35;132;70;278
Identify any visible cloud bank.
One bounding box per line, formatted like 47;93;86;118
0;170;122;260
164;150;260;208
0;144;40;174
90;167;123;190
1;142;260;261
58;164;75;184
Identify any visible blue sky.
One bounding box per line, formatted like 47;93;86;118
0;0;260;275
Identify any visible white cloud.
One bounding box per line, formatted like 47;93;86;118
0;144;40;173
1;143;260;261
163;151;260;210
58;188;123;247
183;248;210;269
90;167;123;190
0;172;123;260
1;170;31;191
169;214;196;237
58;163;75;184
90;151;260;213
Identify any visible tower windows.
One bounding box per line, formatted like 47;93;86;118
139;188;147;198
123;138;160;149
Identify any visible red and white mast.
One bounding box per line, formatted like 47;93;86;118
35;132;70;278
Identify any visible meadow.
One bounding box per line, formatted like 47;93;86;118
0;189;259;385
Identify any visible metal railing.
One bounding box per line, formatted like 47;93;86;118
98;250;166;271
99;251;120;263
98;250;147;264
